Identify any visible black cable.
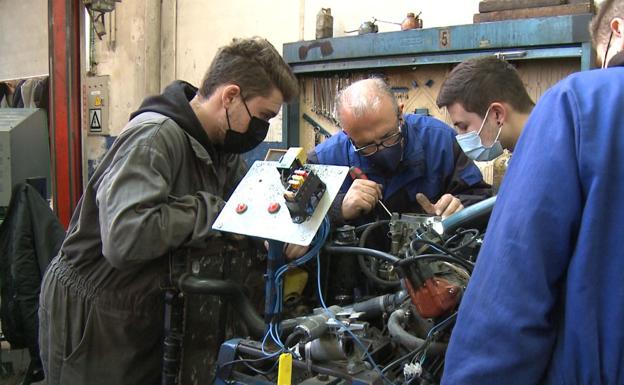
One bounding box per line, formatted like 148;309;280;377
240;355;279;378
325;245;400;264
353;220;402;288
358;220;390;247
444;228;480;251
381;349;420;374
284;330;305;349
355;222;375;234
444;229;480;250
408;238;464;261
397;254;474;274
217;351;281;373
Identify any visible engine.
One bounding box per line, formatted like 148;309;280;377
164;151;496;385
211;196;495;385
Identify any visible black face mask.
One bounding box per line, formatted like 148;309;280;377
367;140;404;175
222;95;270;154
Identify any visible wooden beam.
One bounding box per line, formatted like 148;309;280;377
474;2;594;23
479;0;565;13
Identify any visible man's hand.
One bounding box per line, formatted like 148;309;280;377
284;243;309;260
416;193;464;218
264;241;309;260
341;179;383;220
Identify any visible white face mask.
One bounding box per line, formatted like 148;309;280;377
456;107;504;161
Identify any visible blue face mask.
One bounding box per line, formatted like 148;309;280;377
456;107;504;161
367;141;404;174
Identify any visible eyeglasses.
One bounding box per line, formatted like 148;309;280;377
351;130;403;156
603;30;614;69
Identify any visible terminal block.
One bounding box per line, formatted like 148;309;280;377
283;167;326;224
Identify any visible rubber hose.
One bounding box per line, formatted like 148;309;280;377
352;290;408;318
324;245;400;264
177;274;265;338
354;220;401;288
330;220;398;288
441;195;497;235
387;309;446;356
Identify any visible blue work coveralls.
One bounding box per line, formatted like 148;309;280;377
442;66;624;384
308;114;492;225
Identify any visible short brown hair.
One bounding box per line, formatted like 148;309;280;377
436;56;534;118
199;37;299;103
591;0;624;47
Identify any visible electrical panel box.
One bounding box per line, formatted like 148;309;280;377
86;75;110;135
0;108;51;207
212;161;348;246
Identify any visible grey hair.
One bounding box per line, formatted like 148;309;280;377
335;78;399;126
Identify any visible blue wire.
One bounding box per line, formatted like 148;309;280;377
315;250;397;385
426;312;457;340
260;326;273;356
266;218;332;354
418;312;458;365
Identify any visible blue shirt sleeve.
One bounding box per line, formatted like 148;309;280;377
441;78;583;384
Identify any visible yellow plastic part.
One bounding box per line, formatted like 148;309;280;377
283;267;309;301
277;353;292;385
287;180;301;189
291;147;307;165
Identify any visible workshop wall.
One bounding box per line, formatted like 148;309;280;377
296;59;580;152
86;0;162;174
0;0;48;80
89;0;480;140
303;0;479;39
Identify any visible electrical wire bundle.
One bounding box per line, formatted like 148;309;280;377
381;312;457;383
216;218;331;381
217;218;482;384
315;249;398;385
403;232;476;273
263;216;331;353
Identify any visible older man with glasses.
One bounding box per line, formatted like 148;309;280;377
307;78;493;225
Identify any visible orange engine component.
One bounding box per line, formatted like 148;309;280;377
404;277;461;319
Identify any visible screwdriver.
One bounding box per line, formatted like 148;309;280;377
348;166;392;218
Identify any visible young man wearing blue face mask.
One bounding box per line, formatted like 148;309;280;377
436;56;534;162
308;78;493;224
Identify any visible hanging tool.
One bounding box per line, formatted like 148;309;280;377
303;113;332;145
348;166;392;218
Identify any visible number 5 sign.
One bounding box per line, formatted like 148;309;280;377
439;29;450;49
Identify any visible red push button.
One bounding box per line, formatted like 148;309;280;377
235;203;248;214
268;202;281;214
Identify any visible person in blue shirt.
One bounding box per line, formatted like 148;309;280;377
441;1;624;384
307;78;492;225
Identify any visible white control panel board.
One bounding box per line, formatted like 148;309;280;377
212;161;349;246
